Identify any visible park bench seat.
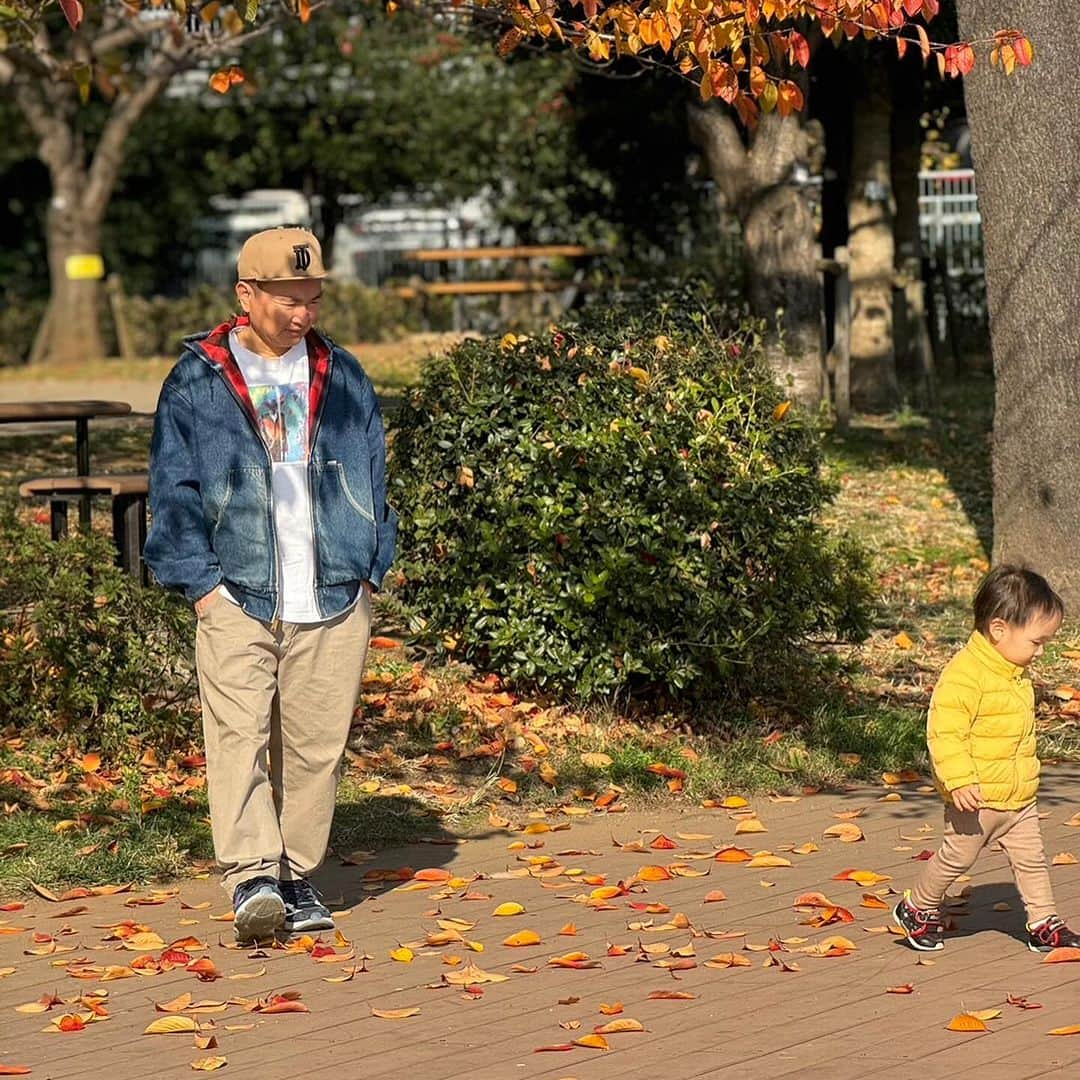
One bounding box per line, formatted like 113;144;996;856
19;473;149;579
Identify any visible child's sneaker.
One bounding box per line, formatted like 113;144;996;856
1026;915;1080;953
893;891;946;951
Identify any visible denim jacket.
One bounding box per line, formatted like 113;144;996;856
144;316;398;623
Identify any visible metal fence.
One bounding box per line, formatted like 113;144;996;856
918;168;989;361
919;168;983;274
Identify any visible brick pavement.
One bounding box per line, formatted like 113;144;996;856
2;769;1080;1080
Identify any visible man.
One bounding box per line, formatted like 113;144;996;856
145;227;397;942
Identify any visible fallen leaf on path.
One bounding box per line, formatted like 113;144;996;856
887;984;914;994
371;1007;420;1019
824;823;865;843
1043;948;1080;964
946;1013;989;1032
593;1018;644;1034
145;1016;198;1034
190;1058;227;1071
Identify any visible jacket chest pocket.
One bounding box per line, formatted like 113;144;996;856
315;460;375;522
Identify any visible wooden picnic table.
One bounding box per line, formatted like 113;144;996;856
0;399;133;528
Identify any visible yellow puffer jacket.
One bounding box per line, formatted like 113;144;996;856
927;630;1038;810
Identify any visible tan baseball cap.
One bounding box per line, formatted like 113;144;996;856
237;227;327;282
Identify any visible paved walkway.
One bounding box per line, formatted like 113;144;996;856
2;771;1080;1079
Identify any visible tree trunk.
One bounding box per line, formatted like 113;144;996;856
957;2;1080;600
847;59;899;411
37;189;106;365
689;107;825;408
890;48;934;402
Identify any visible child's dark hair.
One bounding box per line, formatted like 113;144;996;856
973;564;1064;633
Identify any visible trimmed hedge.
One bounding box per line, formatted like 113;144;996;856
389;283;871;701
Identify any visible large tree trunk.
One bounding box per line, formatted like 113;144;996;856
957;3;1080;600
847;59;899;411
689;107;825;408
36;184;106;364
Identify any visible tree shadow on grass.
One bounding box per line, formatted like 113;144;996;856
828;375;994;557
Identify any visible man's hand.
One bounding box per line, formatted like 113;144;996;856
951;784;984;813
194;587;221;618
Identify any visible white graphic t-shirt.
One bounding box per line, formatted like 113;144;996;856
220;329;322;623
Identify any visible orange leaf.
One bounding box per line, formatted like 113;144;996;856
635;865;672;882
646;763;685;780
369;636;401;649
947;1012;989;1032
1043;947;1080;964
794;892;837;908
647;990;695;1000
703;890;727;903
1048;1025;1080;1035
714;846;752;863
598;1002;623;1015
0;1068;33;1075
258;1001;310;1014
649;834;678;850
502;930;541;947
593;1018;644;1034
887;984;915;994
413;868;450;882
572;1034;610;1050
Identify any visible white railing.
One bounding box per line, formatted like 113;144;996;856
918;168;983;273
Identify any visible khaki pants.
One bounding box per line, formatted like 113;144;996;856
195;592;370;895
911;801;1055;925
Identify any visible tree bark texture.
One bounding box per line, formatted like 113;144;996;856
688;106;825;408
957;2;1080;600
847;60;899;411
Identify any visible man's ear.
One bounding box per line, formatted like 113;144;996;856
235;280;254;314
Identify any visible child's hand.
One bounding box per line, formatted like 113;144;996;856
951;784;984;812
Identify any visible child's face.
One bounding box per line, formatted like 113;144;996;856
988;609;1062;668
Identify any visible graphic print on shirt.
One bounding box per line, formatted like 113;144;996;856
250;383;308;463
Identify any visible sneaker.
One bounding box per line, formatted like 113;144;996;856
281;878;335;933
893;891;946;952
232;876;285;943
1027;915;1080;953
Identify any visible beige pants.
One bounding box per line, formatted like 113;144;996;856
195;592;370;895
911;801;1055;924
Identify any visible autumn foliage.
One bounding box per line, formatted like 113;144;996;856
390;282;870;699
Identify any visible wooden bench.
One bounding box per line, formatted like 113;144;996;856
19;473;149;580
391;244;607;327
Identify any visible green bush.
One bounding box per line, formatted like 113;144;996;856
0;511;198;751
389;282;871;701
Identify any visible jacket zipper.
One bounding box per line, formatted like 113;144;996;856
307;349;333;619
208;360;282;627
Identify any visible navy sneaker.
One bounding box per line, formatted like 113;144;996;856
893;891;946;952
1027;915;1080;953
232;875;285;943
281;878;335;933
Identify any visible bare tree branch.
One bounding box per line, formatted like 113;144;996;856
82;38;195;220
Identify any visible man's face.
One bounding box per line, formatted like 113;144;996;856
236;278;323;354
